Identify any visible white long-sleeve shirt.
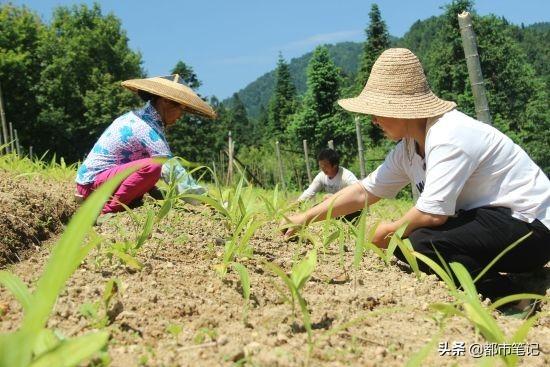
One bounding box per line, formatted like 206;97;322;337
299;167;358;201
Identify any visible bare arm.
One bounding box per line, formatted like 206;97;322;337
372;207;448;248
297;172;323;202
282;183;380;237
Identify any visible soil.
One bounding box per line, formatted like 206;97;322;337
0;174;548;367
0;169;76;267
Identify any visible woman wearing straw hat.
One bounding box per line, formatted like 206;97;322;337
75;75;216;215
282;48;550;304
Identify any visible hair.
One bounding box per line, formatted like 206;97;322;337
317;148;339;166
137;90;159;105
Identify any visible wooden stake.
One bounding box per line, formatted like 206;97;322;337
0;82;8;154
458;11;492;124
355;116;366;178
9;122;15;154
29;146;33;159
275;141;286;191
226;131;234;185
14;128;20;156
219;150;225;184
303;139;312;184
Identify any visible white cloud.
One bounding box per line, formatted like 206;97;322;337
214;55;273;66
278;29;362;51
210;29;362;67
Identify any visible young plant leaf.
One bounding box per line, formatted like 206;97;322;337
0;272;31;314
231;263;251;302
28;331;109;367
291;250;317;292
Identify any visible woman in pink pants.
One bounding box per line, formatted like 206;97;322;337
75;75;216;215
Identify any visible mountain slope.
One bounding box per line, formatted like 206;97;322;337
228;42;362;118
229;20;549;119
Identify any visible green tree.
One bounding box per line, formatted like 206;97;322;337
164;60;221;164
289;46;355;157
171;60;201;90
33;3;143;161
352;3;391;144
267;53;297;140
227;93;254;148
355;3;391;91
0;4;43;151
423;0;549;173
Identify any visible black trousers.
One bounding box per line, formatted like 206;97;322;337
395;206;550;300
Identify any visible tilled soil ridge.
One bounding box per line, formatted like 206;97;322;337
0;169;76;267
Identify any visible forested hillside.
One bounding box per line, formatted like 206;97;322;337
232;20;549;120
228;42;363;119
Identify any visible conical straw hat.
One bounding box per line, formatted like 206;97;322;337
122;75;217;119
338;48;456;118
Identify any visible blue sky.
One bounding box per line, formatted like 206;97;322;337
10;0;550;99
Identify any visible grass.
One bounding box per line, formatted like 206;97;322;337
0;148;77;181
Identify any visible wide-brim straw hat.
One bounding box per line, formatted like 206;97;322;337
122;75;217;119
338;48;456;119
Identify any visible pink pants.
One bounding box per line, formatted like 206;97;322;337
76;158;162;214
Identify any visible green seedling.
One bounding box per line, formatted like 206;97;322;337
182;174;261;233
193;327;218;344
166;324;183;339
265;249;317;353
79;279;122;328
386;223;421;278
105;241;144;270
156;156;212;221
0;166;139;367
120;204;155;251
213;215;260;278
349;206;383;291
413;235;548;367
444;262;548;367
231;262;251;324
405;328;443;367
260;184;296;221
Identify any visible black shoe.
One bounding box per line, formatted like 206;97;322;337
147;186;165;200
128;196;145;209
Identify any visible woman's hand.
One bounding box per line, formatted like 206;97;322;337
280;212;308;240
372;221;396;248
322;193;334;201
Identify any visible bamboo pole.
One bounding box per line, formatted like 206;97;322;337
0;82;8;154
14;129;20;156
302;139;312;184
226;131;234;185
458;11;492;125
355;116;366;178
328;140;334;150
275;141;286;191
